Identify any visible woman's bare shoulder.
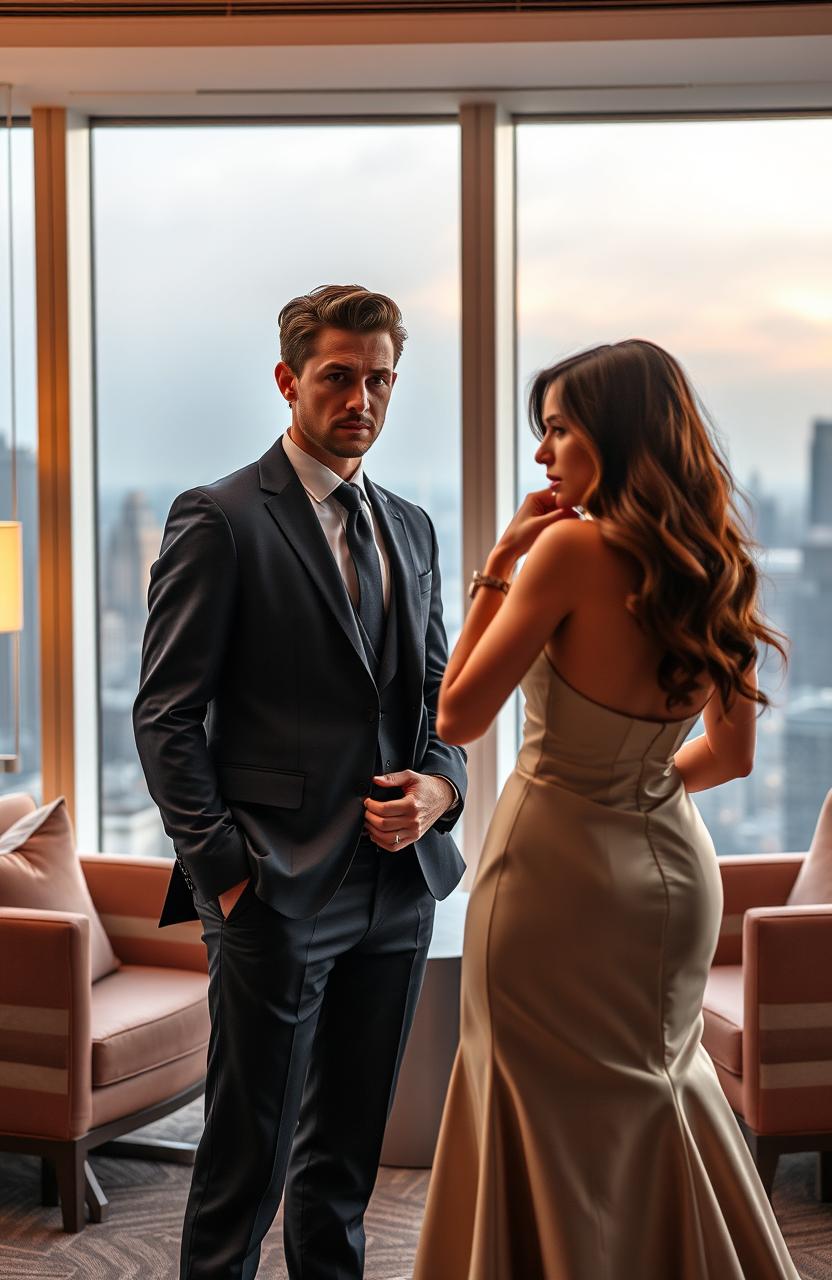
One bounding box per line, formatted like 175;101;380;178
534;515;608;564
518;519;609;603
532;517;639;599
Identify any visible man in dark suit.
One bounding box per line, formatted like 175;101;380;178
133;284;467;1280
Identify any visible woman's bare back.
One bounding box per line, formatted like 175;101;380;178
544;522;712;724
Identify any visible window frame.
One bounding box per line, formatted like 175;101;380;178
27;98;832;862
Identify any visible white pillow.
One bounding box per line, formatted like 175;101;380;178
788;790;832;906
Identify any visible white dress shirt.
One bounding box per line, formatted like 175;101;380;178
282;430;391;612
281;430;459;812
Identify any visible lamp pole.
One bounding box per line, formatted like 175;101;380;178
1;83;22;774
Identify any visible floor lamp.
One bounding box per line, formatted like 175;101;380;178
0;523;22;773
1;86;22;774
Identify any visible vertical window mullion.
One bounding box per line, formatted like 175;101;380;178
32;106;75;820
460;102;516;877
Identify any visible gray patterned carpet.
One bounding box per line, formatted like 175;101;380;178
0;1100;830;1278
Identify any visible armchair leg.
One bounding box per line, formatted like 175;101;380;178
41;1157;58;1207
817;1151;832;1203
743;1130;779;1200
54;1143;86;1233
84;1160;109;1223
756;1147;780;1200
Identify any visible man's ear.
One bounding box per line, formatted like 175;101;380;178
275;360;297;403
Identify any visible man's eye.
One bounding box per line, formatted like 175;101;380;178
371;376;388;386
327;373;344;382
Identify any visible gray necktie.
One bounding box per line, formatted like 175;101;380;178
333;482;385;661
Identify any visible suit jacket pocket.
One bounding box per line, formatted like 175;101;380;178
418;569;433;595
218;764;305;809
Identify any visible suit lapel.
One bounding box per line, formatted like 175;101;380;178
365;478;423;696
260;437;371;677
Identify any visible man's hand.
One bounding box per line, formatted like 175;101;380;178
363;771;456;852
218;876;250;919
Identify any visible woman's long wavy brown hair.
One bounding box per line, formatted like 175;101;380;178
529;340;787;713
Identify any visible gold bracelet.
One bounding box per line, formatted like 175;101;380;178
468;570;510;600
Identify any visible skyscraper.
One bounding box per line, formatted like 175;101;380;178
99;489;167;857
809;418;832;529
784;692;832;850
789;527;832;691
789;421;832;695
103;490;162;641
747;469;779;548
782;419;832;844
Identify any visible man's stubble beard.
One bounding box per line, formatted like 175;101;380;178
293;407;380;460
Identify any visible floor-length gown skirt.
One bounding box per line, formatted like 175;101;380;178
413;655;800;1280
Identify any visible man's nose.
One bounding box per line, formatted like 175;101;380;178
345;382;370;414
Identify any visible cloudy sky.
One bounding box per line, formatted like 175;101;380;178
516;117;831;500
4;116;830;529
91;123;461;516
1;130;37;459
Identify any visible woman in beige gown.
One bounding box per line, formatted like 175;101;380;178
413;340;798;1280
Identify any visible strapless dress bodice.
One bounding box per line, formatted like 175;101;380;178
516;650;698;813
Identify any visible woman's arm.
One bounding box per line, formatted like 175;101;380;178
674;666;758;793
437;513;588;744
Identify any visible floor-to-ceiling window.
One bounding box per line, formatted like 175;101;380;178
0;123;40;801
91;121;461;856
516;115;832;853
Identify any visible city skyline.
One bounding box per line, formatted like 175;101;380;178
2;404;829;858
92;409;831;860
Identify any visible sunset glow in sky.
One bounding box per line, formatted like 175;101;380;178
516;117;832;499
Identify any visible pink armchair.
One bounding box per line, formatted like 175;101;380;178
0;794;209;1231
703;848;832;1198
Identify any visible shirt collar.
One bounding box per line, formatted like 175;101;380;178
282;429;369;505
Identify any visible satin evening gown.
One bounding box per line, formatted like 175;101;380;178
413;651;799;1280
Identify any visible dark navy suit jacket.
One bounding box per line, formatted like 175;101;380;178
133;434;467;926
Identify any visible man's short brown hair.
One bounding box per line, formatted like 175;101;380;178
278;284;407;374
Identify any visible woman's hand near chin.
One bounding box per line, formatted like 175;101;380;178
488;489;581;577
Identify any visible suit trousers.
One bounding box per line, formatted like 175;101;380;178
180;840;436;1280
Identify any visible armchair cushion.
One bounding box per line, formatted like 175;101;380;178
81;855;208;974
702;965;743;1075
0;798;120;982
91;965;209;1087
788;788;832;906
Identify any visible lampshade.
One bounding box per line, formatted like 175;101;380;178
0;522;23;633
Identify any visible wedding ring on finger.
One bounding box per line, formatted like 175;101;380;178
394;832;401;845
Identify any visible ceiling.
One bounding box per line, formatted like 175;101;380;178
1;10;830;117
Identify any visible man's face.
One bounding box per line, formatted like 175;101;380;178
275;326;397;469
